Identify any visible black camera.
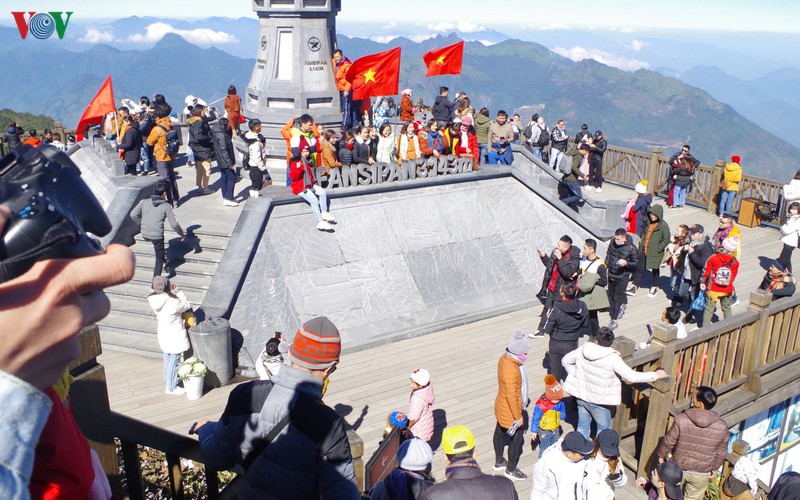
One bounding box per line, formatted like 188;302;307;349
0;145;111;283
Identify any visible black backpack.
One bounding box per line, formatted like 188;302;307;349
158;124;180;157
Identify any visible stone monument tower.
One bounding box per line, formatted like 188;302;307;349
245;0;342;175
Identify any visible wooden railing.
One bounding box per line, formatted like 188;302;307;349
602;145;787;216
613;290;800;478
721;439;771;499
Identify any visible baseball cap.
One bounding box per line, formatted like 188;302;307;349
597;429;620;457
689;224;704;235
442;425;475;455
561;431;595;455
656;462;684;500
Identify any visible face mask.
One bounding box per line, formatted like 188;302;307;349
516;353;528;362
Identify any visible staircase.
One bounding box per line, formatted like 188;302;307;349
98;227;231;357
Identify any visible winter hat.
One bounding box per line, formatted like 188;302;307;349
730;456;761;495
387;411;408;429
722;234;740;253
410;368;430;386
772;259;786;271
507;329;529;355
397;438;433;471
151;276;169;294
595;130;603;136
597;429;620;457
544;374;564;401
731;155;741;163
289;316;341;370
635;180;648;194
460;115;473;126
656;462;684;500
689;224;704;235
402;88;412;95
442;425;476;455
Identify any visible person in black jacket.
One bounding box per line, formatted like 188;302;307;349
588;130;607;192
532;235;581;337
138;107;155;175
212;118;238;207
431;87;454;127
352;126;375;165
187;104;217;194
685;224;715;326
605;228;638;330
669;154;698;209
3;121;24;151
543;283;589;383
118;116;142;176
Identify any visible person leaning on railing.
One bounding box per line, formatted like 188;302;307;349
0;205;135;497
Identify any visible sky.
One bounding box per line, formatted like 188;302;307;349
4;0;800;33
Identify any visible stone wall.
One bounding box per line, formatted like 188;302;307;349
228;177;609;369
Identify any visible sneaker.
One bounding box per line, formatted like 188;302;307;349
585;186;594;191
529;330;545;339
322;211;336;223
249;190;260;198
648;287;658;297
595;187;602;193
608;320;619;330
505;468;527;481
625;286;638;297
223;200;239;207
166;387;186;395
492;459;508;471
317;220;334;231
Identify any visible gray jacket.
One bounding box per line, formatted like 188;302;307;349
130;196;184;241
197;365;359;499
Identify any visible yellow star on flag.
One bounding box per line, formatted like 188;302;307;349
363;68;377;83
436;55;446;65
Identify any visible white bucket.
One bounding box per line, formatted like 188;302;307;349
184;375;204;400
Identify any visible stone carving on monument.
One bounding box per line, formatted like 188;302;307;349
244;0;343;173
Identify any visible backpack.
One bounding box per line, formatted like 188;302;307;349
537;126;550;147
241;137;255;170
523;124;533;140
384;96;397;117
158;124;180;157
712;260;735;287
557;152;572;174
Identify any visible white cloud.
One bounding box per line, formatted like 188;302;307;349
382;21;397;30
627;39;649;51
369;35;399;43
127;23;237;45
79;28;114;43
552;46;650;71
521;23;574;31
426;22;487;33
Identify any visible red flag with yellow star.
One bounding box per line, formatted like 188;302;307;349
423;41;464;77
345;47;402;101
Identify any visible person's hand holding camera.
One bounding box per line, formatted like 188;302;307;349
0;205;135;390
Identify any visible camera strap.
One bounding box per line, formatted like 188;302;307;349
0;222;76;284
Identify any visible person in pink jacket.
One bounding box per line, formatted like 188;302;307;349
407;369;435;442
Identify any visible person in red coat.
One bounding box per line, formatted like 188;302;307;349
455;115;479;171
289;137;336;232
701;234;740;325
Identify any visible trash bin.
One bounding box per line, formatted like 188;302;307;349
738;198;759;227
189;317;234;388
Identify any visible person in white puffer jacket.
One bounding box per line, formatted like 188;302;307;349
778;201;800;271
148;276;192;395
783;170;800;202
582;429;627;500
562;327;667;438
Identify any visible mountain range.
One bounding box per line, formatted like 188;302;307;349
1;29;798;182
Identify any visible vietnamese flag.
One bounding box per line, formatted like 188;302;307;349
423;41;464;77
345;47;401;101
76;75;116;141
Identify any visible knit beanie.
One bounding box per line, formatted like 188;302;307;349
410;368;430;386
722;234;740;253
460;115;473;126
397;438;433;471
507;329;528;355
635;180;648;194
544;374;564;401
731;155;741;164
289;316;341;370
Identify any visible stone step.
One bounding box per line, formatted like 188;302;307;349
134;231;230;251
98;327;162;358
108;281;206;304
99;309;157;333
132;257;217;280
132;245;224;266
114;272;210;294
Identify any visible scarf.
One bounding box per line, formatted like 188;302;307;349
713;225;733;248
399;133;420;160
301;157;314;188
519;362;529;409
444;458;479;480
547;248;572;292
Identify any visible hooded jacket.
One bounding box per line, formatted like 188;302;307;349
633;193;653;237
494;353;524;429
531;437;587;500
420;459;518;500
563;149;585;182
582;454;627;500
289;156;317;195
688;236;715;285
703;252;740;294
118;123;142;165
130;196;184;241
400;94;414;122
211;121;235;168
639;204;671;269
408;384;435;441
353;135;372;164
543;299;590;342
474;114;492;145
3;126;23;149
187;115;215;161
146;117;174;162
148;291;191;354
723;161;743;191
538;245;581;298
562;342;659;406
606;235;638;280
780;214;800;248
655;408;729;473
431;95;454;122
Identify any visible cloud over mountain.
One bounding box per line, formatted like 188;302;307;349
127;23;237;45
552;46;649;71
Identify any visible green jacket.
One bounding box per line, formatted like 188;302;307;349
577;258;610;311
639;204;671;268
563;149;584;182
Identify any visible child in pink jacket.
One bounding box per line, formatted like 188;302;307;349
407;369;436;442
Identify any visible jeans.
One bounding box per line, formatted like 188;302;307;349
146;238;166;277
607;277;630;320
220;167;236;201
674;185;688;206
488;147;513;165
719;189;736;216
537;427;561;458
576;399;612;438
493;415;526;471
549;148;565;170
548;339;578;384
561;180;583;208
297;185;329;221
163;352;181;391
156;161;179;205
531;146;542;160
139;143;151;173
478;144;489;165
704;293;732;325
